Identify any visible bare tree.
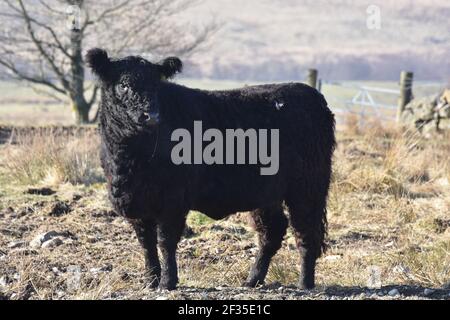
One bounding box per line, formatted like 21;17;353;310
0;0;216;124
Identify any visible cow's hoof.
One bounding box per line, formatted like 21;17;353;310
297;281;315;290
242;279;263;288
144;274;160;289
158;280;177;291
146;279;160;289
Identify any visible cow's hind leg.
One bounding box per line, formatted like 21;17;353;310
286;193;328;289
131;218;161;288
244;202;288;287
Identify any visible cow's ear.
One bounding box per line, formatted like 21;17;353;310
159;57;183;79
85;48;111;80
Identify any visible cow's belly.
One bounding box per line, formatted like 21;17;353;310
191;166;286;219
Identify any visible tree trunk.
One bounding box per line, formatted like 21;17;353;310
71;95;90;124
70;7;91;125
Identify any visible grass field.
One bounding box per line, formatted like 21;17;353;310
0;119;449;300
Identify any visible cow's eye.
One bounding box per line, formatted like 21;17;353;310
115;83;129;97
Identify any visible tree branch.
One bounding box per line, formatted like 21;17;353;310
0;58;66;94
16;0;71;91
81;0;131;33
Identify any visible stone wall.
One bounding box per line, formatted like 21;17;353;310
401;89;450;132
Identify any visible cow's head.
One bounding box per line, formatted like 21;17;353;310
85;48;182;129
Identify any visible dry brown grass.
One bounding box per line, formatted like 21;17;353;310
0;119;449;300
3;128;103;186
325;115;450;290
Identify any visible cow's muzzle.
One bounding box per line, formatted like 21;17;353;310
138;112;160;125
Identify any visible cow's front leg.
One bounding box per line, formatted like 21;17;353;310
157;214;186;290
131;218;161;288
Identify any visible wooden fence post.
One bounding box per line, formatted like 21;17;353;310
397;71;414;123
307;68;318;89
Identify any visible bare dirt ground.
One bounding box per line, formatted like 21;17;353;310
0;122;449;300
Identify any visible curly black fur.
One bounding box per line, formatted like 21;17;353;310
86;48;336;290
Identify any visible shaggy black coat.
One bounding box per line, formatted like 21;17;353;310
86;48;336;290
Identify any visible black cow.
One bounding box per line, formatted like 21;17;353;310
86;48;336;290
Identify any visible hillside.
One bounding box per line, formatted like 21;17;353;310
181;0;450;81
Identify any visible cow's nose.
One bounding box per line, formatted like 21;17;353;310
138;112;150;123
139;112;159;125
